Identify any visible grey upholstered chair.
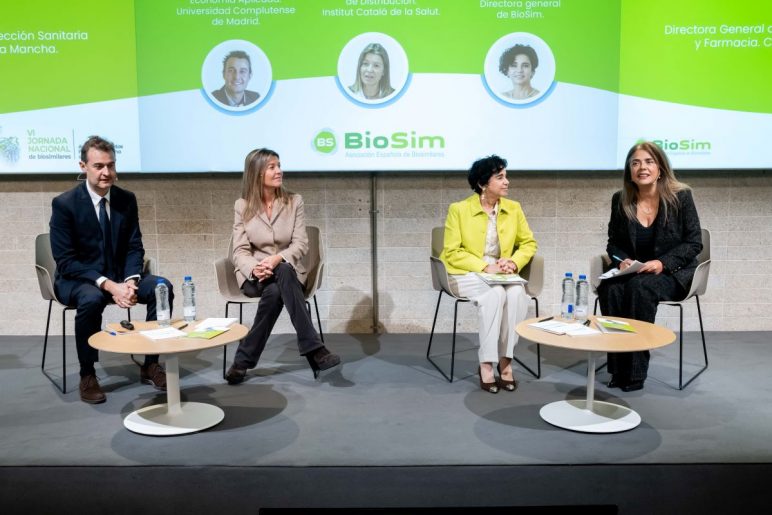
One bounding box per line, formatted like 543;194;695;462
35;233;156;393
426;226;543;382
589;228;711;390
214;226;325;377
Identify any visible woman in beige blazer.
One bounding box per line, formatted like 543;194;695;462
225;148;341;384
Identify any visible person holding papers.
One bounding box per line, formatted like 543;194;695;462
225;148;341;384
598;142;702;392
440;155;537;393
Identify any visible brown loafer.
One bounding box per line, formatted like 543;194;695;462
140;362;167;390
79;374;106;404
307;347;341;378
225;365;247;385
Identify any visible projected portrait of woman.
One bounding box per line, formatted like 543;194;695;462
483;33;555;107
348;43;395;101
499;44;540;101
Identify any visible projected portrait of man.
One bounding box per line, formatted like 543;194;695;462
211;50;261;108
499;44;540;101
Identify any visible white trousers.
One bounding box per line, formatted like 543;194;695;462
450;273;530;363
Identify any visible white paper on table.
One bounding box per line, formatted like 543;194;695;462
139;327;187;340
564;324;602;336
194;317;238;331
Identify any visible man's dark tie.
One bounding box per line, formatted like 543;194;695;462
99;197;114;279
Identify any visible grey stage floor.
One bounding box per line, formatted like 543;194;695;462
1;331;770;468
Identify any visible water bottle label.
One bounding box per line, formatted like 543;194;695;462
183;306;196;318
157;310;170;321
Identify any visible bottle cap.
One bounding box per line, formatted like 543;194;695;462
565;272;573;277
568;304;574;313
579;274;586;280
184;275;192;281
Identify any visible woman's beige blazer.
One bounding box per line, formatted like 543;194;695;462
232;194;309;287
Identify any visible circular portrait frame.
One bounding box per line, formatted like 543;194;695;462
483;32;556;108
336;32;410;108
201;39;273;114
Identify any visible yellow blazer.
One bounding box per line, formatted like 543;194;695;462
440;194;537;275
232;194;309;287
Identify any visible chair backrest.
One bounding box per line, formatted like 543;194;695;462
35;232;154;303
214;255;248;302
684;228;711;299
429;225;542;298
519;255;544;298
698;228;710;264
591;228;712;299
217;226;324;301
303;225;324;299
35;233;58;302
431;226;444;259
589;254;610;294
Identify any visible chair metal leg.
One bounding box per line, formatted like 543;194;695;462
41;300;52;370
513;296;542;379
313;295;324;343
426;291;461;382
426;292;472;383
676;296;709;390
223;301;246;377
42;301;70;394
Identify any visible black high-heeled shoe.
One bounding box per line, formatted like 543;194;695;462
497;364;517;392
478;366;499;394
607;375;626;389
621;380;644;392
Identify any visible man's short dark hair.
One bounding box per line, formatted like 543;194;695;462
223;50;252;74
80;135;115;163
468;155;508;194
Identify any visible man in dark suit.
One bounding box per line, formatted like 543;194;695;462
210;50;260;107
50;135;173;404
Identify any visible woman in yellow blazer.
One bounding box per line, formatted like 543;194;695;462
225;148;341;384
440;155;537;393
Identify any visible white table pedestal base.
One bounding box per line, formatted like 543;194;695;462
539;399;641;433
124;401;225;436
538;351;641;433
123;354;224;436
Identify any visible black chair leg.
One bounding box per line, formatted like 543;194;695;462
676;296;709;390
42;302;71;394
514;296;542;379
426;292;473;383
426;292;449;380
314;295;324;343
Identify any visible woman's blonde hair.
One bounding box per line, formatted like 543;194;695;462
241;148;292;222
620;141;689;222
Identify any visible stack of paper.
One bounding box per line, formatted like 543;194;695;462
595;318;636;334
139;327;187;340
529;320;600;336
599;260;644;280
186;318;239;339
477;273;528;285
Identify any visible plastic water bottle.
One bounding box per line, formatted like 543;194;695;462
561;272;575;320
575;274;589;322
154;279;171;327
182;275;196;322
